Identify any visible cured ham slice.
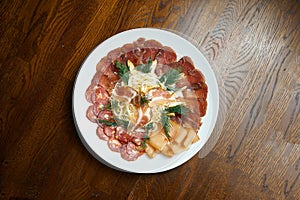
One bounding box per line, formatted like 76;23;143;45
113;86;137;103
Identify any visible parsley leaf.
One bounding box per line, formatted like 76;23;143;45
135;58;152;73
160;105;189;140
161;112;171;140
159;67;183;90
165;105;189;116
141;122;154;148
115;118;129;129
115;61;130;84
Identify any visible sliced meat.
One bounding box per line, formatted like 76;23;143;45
97;109;114;122
101;63;119;83
98;75;112;90
186;68;206;84
126;49;143;66
91;71;102;87
144;39;163;48
103;126;116;138
141;48;155;63
148;88;172;99
115;127;132;143
121;43;135;54
85;85;95;103
134;37;146;48
96;126;110;141
197;98;207;117
176;77;191;88
182;112;202;132
120;142;143;161
86;105;98;123
155;64;171;77
107;47;122;61
96;56;111;72
107;139;122;152
194;88;208;100
114;86;137;103
155;47;177;65
177;56;196;75
91;85;110;105
182;88;197;99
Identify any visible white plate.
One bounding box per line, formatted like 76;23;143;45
72;28;219;173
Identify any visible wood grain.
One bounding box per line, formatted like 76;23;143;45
1;0;299;199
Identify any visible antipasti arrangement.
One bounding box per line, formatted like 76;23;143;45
85;38;208;161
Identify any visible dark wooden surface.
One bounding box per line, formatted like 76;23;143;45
1;0;299;199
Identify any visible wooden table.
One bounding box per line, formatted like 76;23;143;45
1;0;299;199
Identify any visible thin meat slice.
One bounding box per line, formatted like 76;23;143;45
144;39;163;48
126;49;143;66
113;86;137;103
108;139;122;152
92;85;110;105
177;56;196;75
85;85;95;103
86;105;98;122
115;127;132;143
107;47;122;61
186;68;206;85
97;110;114;122
96;56;111;72
155;64;171;77
155;47;177;65
120;142;143;161
96;126;110;141
103;126;116;138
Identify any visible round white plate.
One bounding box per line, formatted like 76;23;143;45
72;28;219;173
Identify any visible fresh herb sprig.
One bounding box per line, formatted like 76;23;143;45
135;58;153;73
161;112;171;140
160;104;189;140
115;61;130;84
110;99;118;111
115;117;129;129
99;118;129;129
141;122;154;148
165;104;189;116
140;95;149;105
98;119;117;126
159;67;183;90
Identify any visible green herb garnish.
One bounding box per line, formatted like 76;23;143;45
165;105;189;115
160;105;189;140
159;67;183;90
110;99;118;111
145;122;154;131
135;58;153;73
141;122;154;148
161;112;171;140
141;134;149;148
140;95;149;105
115;61;130;84
98;119;117;126
115;117;129;129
